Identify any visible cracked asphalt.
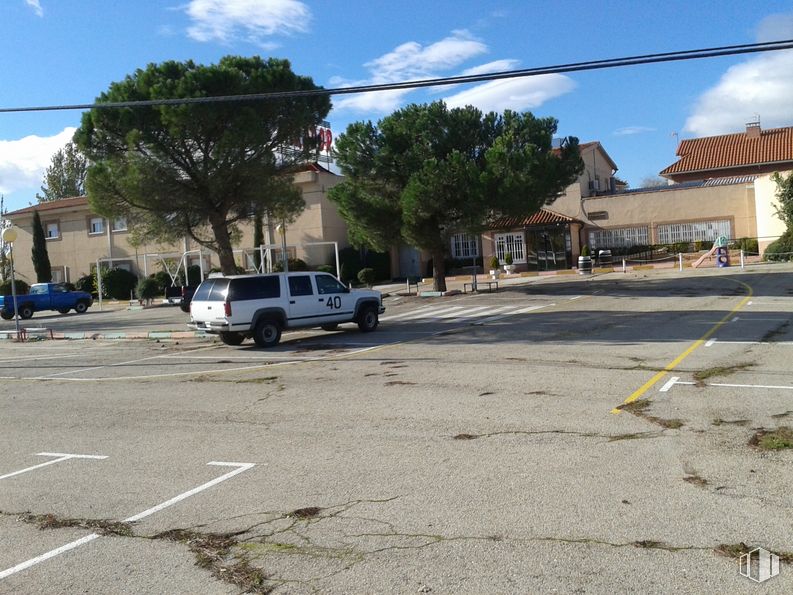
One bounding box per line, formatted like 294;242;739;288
1;266;793;593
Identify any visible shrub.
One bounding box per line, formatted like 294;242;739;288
102;267;138;300
488;255;500;269
764;232;793;261
151;270;174;294
136;277;160;303
581;245;590;257
63;282;76;291
735;237;759;254
357;267;376;287
75;274;95;295
316;264;335;274
186;264;203;286
273;258;308;272
339;246;363;283
362;250;391;281
694;240;713;251
504;252;514;266
0;279;30;296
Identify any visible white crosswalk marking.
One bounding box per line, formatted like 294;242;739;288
383;302;553;325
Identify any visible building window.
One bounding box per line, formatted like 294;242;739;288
494;233;526;263
450;233;479;259
111;217;127;232
89;217;105;235
589;227;649;249
657;220;731;244
45;222;59;239
51;268;64;283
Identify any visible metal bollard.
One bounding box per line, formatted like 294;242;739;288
622;259;626;273
740;249;745;270
678;253;683;272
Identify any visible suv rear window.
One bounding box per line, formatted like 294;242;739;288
192;278;230;302
228;276;280;301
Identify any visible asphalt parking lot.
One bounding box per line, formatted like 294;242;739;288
1;267;792;593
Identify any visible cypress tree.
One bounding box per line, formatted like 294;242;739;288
31;210;52;283
253;210;264;271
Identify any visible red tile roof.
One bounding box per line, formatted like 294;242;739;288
660;126;793;177
6;196;88;217
491;208;579;229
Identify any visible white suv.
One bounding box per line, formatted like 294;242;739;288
188;272;385;347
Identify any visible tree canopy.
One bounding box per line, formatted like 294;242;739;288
36;141;87;202
329;101;583;290
772;171;793;231
75;56;331;274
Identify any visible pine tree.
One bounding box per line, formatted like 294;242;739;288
31;210;52;283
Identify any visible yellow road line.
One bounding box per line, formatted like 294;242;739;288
611;279;753;414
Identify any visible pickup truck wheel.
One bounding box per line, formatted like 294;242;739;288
321;324;339;331
19;305;34;320
357;305;379;332
219;331;245;346
253;319;281;348
0;309;12;321
74;301;88;314
57;308;70;314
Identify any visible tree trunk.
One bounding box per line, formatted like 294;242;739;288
431;250;447;292
210;216;238;275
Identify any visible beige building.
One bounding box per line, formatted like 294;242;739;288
3;165;348;285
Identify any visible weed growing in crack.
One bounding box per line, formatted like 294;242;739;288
19;512;133;537
289;507;322;519
453;433;479;440
683;475;709;487
617;400;685;429
711;418;750;426
693;362;755;386
154;529;271;593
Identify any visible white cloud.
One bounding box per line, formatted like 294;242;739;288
25;0;43;17
685;12;793;136
184;0;310;47
0;128;74;196
443;74;575;113
459;59;519;77
334;30;487;113
613;126;656;136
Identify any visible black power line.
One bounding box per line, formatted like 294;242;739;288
1;39;792;113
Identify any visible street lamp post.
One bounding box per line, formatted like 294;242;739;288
275;222;288;273
1;226;21;340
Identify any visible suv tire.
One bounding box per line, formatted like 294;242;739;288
321;324;339;331
219;331;245;346
253;319;282;348
357;305;379;332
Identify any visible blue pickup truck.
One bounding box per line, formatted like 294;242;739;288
0;283;93;320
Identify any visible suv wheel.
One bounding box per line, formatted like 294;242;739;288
357;305;379;332
321;324;339;331
253;319;282;348
219;331;245;346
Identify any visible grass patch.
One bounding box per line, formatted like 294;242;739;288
715;543;793;563
693;362;754;386
749;427;793;450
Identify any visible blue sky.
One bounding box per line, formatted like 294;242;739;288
1;0;793;212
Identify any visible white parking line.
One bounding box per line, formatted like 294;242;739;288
0;461;255;580
705;339;793;347
662;380;793;391
380;304;451;322
659;377;680;393
0;452;107;481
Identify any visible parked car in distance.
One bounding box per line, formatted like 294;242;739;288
0;283;93;320
188;272;385;347
179;285;197;313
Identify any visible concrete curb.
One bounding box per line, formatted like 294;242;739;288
0;329;211;342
